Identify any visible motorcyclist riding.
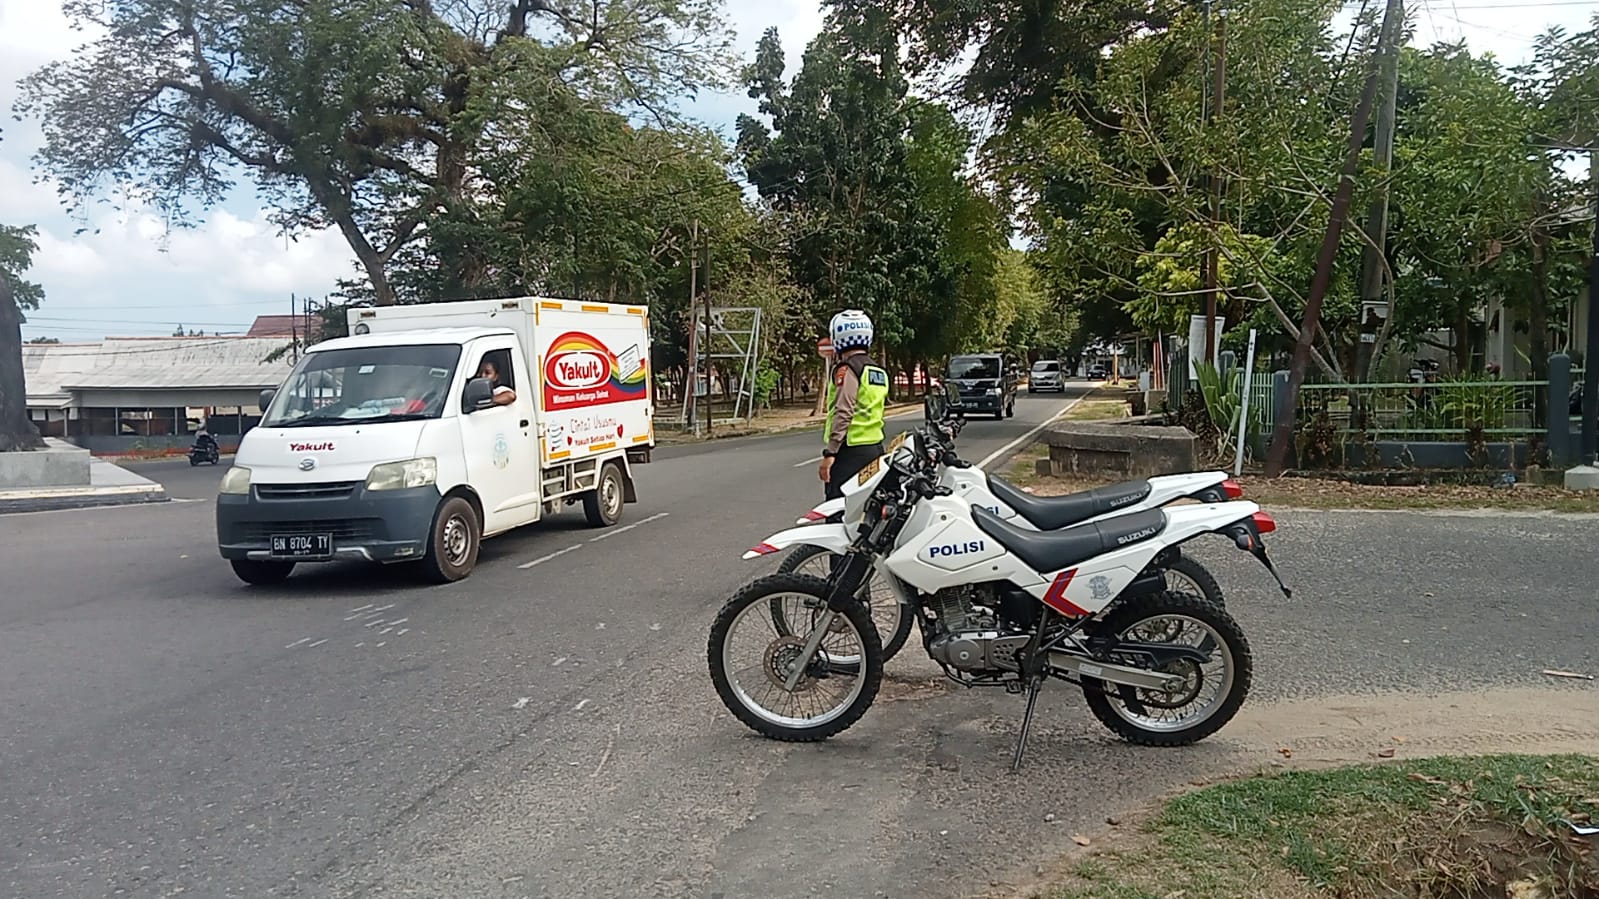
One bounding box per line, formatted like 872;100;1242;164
818;309;889;500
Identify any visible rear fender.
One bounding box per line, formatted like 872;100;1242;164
742;523;853;560
797;498;846;525
1142;471;1232;506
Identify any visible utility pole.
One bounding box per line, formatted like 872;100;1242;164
290;293;298;364
685;219;701;435
700;223;713;437
1580;152;1599;467
1264;0;1404;476
1355;0;1401;383
1203;2;1227;363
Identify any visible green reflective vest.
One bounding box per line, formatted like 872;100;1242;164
824;356;889;447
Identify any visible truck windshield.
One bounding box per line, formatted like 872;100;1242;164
948;356;1001;379
261;344;463;427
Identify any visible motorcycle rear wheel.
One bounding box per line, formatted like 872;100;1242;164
1079;591;1252;747
709;573;883;743
773;544;913;662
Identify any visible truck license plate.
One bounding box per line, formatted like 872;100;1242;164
271;534;332;558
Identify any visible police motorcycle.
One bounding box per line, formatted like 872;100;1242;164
708;391;1291;769
759;388;1242;661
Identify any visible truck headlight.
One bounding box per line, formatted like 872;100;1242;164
987;388;1000;396
366;457;438;491
219;466;252;495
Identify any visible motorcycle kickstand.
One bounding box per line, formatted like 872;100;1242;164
1009;674;1045;774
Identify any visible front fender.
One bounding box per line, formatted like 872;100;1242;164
742;523;853;560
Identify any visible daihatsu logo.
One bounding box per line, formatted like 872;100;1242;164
299;458;317;472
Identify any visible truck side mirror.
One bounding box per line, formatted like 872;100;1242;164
462;377;495;413
258;388;276;412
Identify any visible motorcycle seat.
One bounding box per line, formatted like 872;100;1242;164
986;473;1152;531
972;505;1167;574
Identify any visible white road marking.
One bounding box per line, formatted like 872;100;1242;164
371;603;396;614
396;628;409;636
974;396;1087;471
553;657;568;667
348;604;374;614
308;639;328;648
573;699;591;711
284;638;311;649
794;455;822;468
518;544;583;569
587;511;671;543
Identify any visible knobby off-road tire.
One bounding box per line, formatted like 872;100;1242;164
1080;590;1252;747
708;573;883;743
773;544;914;662
1160;554;1225;609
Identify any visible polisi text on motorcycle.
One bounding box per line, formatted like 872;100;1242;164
927;540;985;558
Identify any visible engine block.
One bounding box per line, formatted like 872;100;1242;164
926;586;1030;672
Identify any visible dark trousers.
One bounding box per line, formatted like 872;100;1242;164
825;442;884;500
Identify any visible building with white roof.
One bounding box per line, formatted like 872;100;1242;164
23;336;295;453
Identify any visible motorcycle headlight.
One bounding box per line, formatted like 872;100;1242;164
219;466;252;495
366;457;438;491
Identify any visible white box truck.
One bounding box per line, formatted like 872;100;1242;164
216;297;655;585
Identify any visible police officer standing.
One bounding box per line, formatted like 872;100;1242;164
818;310;890;498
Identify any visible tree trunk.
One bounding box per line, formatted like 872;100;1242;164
0;278;45;453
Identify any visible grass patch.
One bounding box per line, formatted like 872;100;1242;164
1040;754;1599;899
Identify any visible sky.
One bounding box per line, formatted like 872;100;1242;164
2;0;1596;342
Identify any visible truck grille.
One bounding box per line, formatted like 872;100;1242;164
255;482;360;500
232;519;382;543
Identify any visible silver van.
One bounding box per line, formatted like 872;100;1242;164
1028;359;1064;393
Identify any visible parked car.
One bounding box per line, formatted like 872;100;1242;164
1086;363;1107;380
946;353;1017;419
1028;359;1064;393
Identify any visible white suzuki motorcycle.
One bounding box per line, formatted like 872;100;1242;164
707;394;1291;769
760;420;1242;661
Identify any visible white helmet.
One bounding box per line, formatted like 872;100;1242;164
829;309;874;352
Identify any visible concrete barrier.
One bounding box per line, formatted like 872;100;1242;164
0;439;92;488
1037;422;1197;479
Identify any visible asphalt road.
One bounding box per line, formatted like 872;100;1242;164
3;384;1595;899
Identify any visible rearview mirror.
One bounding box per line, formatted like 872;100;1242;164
462;377;494;413
258;388;276;413
924;391;947;424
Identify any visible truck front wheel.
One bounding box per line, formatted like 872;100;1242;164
583;462;624;527
422;495;480;583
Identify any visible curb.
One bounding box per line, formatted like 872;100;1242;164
0;486;170;515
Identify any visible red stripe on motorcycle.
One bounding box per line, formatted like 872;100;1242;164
750;542;780;555
1042;569;1088;617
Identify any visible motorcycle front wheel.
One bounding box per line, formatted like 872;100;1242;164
709;573;883;743
772;544;913;662
1079;590;1252;747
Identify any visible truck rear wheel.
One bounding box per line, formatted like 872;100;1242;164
422;495;480;583
231;559;294;585
584;462;624;527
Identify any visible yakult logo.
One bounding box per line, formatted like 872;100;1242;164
289;442;334;452
546;350;610;389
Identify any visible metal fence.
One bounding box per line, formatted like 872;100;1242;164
1294;379;1548;442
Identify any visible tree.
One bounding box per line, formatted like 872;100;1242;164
1;225;46;453
18;0;735;306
